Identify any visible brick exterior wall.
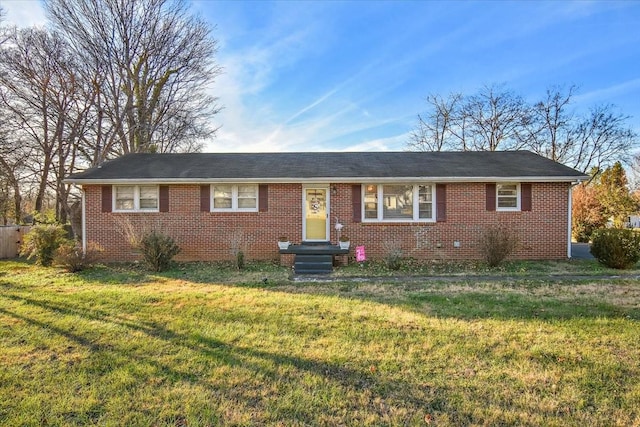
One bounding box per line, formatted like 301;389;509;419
84;181;571;262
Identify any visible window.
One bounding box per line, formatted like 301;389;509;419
113;185;158;212
364;185;378;219
418;185;433;218
212;185;258;211
115;186;134;210
238;185;258;209
383;185;413;220
213;185;233;209
496;183;520;210
362;184;435;222
139;186;158;209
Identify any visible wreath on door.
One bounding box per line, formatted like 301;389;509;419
310;198;321;213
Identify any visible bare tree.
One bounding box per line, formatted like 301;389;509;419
526;85;577;162
526;86;635;173
409;84;637;171
409;84;531;152
0;27;90;221
0;76;31;223
46;0;221;162
0;1;221;224
0;136;26;224
408;93;462;152
0;5;5;32
461;84;531;151
569;105;636;173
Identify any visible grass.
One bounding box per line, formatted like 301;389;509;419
334;258;640;277
1;260;640;426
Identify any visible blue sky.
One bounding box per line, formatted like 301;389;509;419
4;0;640;153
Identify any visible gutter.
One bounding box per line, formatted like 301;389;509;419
65;175;590;185
81;187;86;255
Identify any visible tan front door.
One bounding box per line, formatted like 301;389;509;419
304;188;329;241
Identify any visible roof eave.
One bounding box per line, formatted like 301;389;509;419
65;175;589;185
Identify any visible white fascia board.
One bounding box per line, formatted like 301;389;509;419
65;175;589;185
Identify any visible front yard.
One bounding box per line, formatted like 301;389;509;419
1;260;639;426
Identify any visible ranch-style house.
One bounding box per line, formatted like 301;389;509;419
65;151;588;268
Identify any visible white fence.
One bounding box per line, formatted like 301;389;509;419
0;226;31;259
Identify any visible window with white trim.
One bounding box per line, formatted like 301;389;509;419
362;184;435;222
212;185;258;211
496;183;520;211
113;185;158;212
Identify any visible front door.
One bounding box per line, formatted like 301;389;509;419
303;187;329;241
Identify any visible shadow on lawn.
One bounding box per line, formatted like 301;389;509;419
226;279;640;321
76;261;291;286
4;257;639;321
72;262;640;321
2;269;638;425
401;289;640;321
0;292;443;425
152;261;640;321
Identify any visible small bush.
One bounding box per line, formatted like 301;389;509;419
139;230;181;272
229;230;247;270
384;248;404;271
54;241;103;272
20;224;68;266
590;228;640;269
479;225;519;268
236;250;245;270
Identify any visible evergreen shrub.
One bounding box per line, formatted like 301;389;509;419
590;228;640;269
139;230;181;272
20;224;67;266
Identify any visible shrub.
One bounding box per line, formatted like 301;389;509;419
478;225;519;268
229;230;247;270
384;248;404;271
20;224;68;266
590;228;640;269
236;250;245;270
139;230;181;272
54;241;103;272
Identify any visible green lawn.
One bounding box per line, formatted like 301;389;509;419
1;260;639;426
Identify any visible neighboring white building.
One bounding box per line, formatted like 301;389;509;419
627;215;640;228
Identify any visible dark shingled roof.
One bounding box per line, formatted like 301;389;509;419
66;151;588;183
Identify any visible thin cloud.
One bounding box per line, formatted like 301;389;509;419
2;0;47;27
4;0;639;155
284;87;340;124
575;78;640;105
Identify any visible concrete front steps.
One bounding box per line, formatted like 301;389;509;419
293;254;333;274
279;242;350;275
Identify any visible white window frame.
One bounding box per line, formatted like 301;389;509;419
362;183;435;222
496;182;521;211
211;184;258;212
112;185;159;212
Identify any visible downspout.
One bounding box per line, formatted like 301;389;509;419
567;181;584;259
81;187;87;254
567;184;573;258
